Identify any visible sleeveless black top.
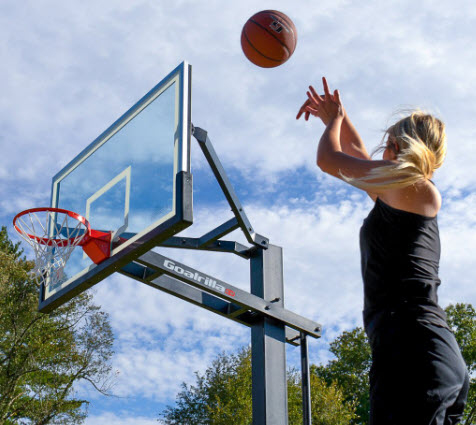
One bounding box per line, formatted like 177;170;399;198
360;197;449;335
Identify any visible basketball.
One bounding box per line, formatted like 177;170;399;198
241;10;297;68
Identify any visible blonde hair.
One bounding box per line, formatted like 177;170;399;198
343;110;447;190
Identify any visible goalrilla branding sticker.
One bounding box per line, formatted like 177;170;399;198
163;260;236;297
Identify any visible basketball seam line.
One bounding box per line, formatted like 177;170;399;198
248;19;291;56
243;30;284;63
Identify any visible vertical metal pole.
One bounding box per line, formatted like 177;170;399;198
300;333;312;425
251;244;288;425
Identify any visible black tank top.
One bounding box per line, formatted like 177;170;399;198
360;197;449;334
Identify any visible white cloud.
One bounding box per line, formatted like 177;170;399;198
438;192;476;305
3;0;475;191
85;412;158;425
2;0;476;420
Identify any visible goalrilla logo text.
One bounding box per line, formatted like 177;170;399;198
163;260;236;297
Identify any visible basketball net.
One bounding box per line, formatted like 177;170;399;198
13;208;90;288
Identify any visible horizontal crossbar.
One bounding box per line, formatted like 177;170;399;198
120;262;304;346
129;251;321;339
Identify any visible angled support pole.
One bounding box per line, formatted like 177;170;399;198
198;217;240;247
192;126;269;248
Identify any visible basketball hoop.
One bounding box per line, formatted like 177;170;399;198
13;208;112;288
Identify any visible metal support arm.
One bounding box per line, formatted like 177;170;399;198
192;126;269;248
132;250;321;338
120;261;305;346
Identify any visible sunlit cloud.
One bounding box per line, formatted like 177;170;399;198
2;0;475;423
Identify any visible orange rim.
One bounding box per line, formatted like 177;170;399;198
13;207;91;247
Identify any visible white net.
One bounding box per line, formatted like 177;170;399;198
14;209;89;287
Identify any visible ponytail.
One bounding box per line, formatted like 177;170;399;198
343;111;447;190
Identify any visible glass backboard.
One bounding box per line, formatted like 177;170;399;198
39;62;193;312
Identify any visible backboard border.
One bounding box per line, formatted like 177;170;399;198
39;61;193;313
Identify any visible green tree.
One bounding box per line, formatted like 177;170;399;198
161;302;475;424
162;348;252;425
315;305;476;425
160;347;356;425
0;226;115;424
446;303;476;424
313;328;371;424
287;368;356;425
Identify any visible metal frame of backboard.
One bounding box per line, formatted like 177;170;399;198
39;62;193;313
35;63;321;425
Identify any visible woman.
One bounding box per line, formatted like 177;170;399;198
297;78;469;425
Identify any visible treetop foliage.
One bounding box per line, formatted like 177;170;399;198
161;302;476;425
0;226;115;424
160;346;356;425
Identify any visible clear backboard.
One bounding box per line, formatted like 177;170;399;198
39;61;193;312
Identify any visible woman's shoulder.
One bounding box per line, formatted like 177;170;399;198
373;180;441;218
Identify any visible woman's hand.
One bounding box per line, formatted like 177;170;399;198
296;98;313;122
296;77;345;124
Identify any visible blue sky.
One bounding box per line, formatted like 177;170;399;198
2;0;476;423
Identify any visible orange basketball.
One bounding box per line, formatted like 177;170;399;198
241;10;297;68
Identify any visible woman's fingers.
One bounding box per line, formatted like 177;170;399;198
306;90;322;109
308;86;323;104
305;105;321;119
296;106;307;120
296;99;310;119
334;89;345;116
334;89;340;103
322;77;331;99
334;89;344;107
298;81;342;121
